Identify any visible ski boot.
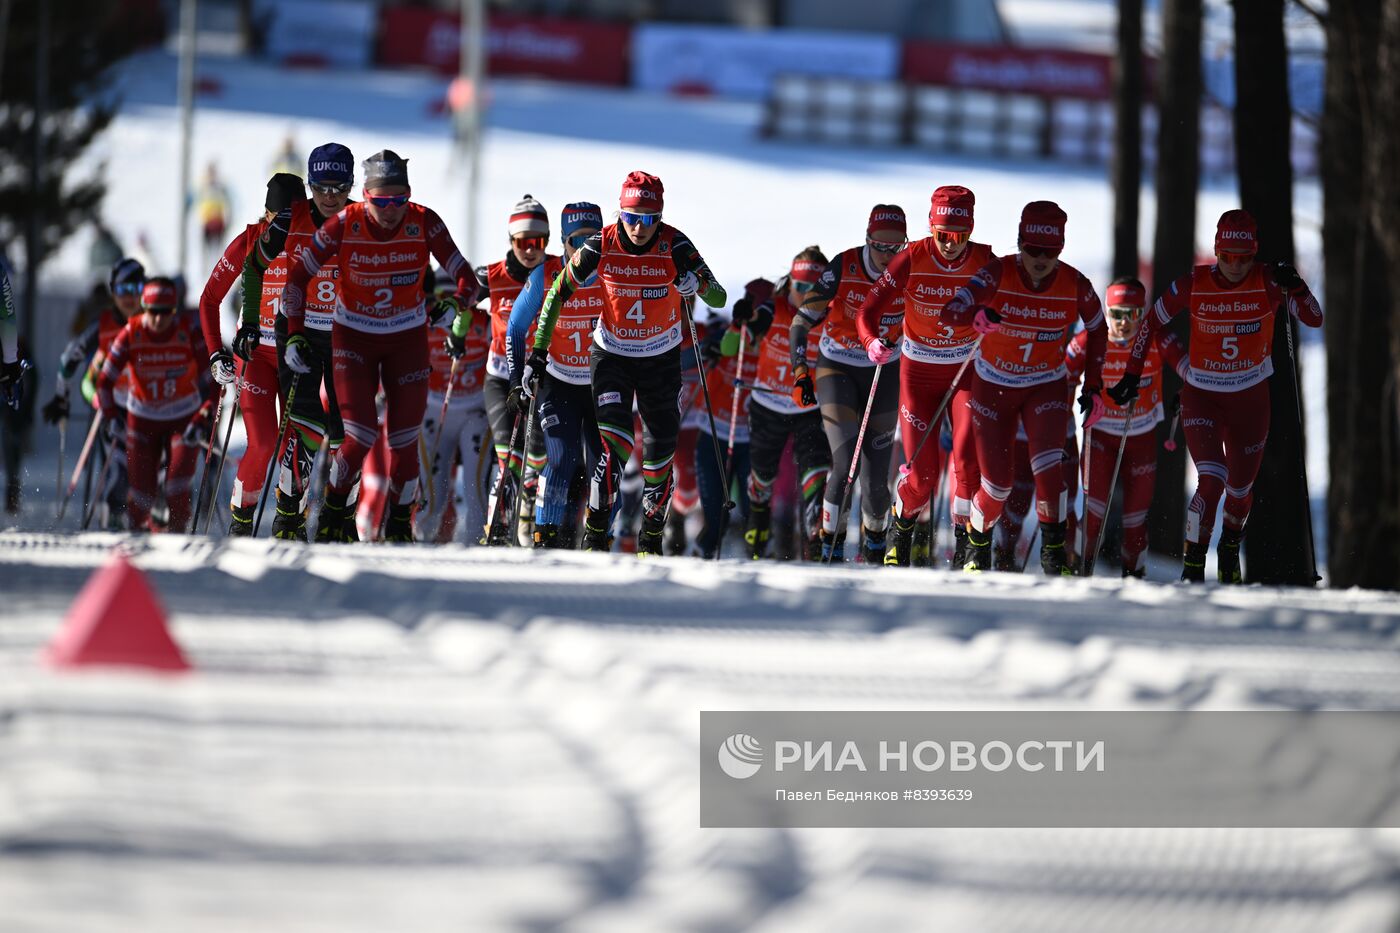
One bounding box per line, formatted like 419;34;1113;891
911;519;932;567
383;503;415;543
884;513;917;567
637;509;667;557
993;535;1019;572
803;534;823;562
227;504;255;537
270;491;308;542
1217;527;1244;584
1038;520;1072;576
1181;541;1208;582
580;508;613;552
1122;564;1146;580
860;525;887;566
533;523;562;549
314;490;358;543
951;523;969;570
664;507;687;556
818;528;846;563
745;502;771;560
963;527;992;572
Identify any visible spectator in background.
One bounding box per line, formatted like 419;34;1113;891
269;135;300;177
196;162;232;268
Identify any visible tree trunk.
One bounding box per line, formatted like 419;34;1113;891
1231;0;1316;585
1146;0;1201;559
1324;0;1400;590
1112;0;1143;279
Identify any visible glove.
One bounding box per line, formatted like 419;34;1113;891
182;410;210;448
973;307;1001;335
1107;373;1140;407
42;393;70;424
507;384;531;416
1271;260;1303;292
792;364;817;408
731;298;754;325
1078;386;1106;429
284;333;316;375
866;338;897;366
674;270;700;299
430;295;462;327
100;412;122;445
446;331;467;359
232;321;261;362
209;348;238;386
521;347;548;401
1;360;25;407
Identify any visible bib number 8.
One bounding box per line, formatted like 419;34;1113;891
316;280;337;304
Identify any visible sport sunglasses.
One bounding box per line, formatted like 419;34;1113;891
619;211;661;227
934;229;970;246
791;280;816;294
512;235;547;251
366;192;411;208
310;182;353;196
566;232;593;249
113;282;143;297
1106;306;1142;321
866;238;906;255
1022;244;1061;259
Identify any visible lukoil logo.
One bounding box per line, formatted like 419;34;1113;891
718;734;763;779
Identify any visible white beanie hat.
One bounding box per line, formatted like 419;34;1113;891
508;194;549;237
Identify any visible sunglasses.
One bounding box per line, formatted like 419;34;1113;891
566;232;592;249
144;305;176;315
867;238;906;255
113;282;143;297
1022;244;1061;259
310;182;352;196
791;280;816;294
512;235;547;251
366;193;411;208
619;211;661;227
933;229;970;246
1106;306;1142;321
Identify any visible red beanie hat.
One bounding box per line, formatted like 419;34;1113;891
1106;279;1147;308
1019;201;1067;250
929;185;975;230
744;277;775;305
620;171;664;212
790;256;824;284
867;204;907;237
140;278;179;309
1214;209;1258;254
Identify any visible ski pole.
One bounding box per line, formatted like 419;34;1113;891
825;355;887;565
55;414;67;520
58;411;104;522
203;371;245;534
510;399;536;545
1281;305;1321;583
682;295;733;560
1082;403;1134;578
254;374;298;537
191;372;234;534
423;358;460;509
898;337;980;483
927;453;949;567
1016;524;1040;574
732;378;789;398
83;434;119;531
715;325;748;558
485;411;523;545
1162;392;1182;452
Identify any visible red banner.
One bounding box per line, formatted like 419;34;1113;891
903;43;1119;100
378;8;631;87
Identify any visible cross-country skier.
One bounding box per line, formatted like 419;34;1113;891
475;194;555;546
202;172;306;535
97;278;213;533
789;204;907;562
1107;209;1323;582
522;170;727;555
280;150;478;543
503;201;605;549
742;250;832;560
241;144;357;540
42;257;148;528
1067;277;1185;577
856;186;992;567
943;201;1107;574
